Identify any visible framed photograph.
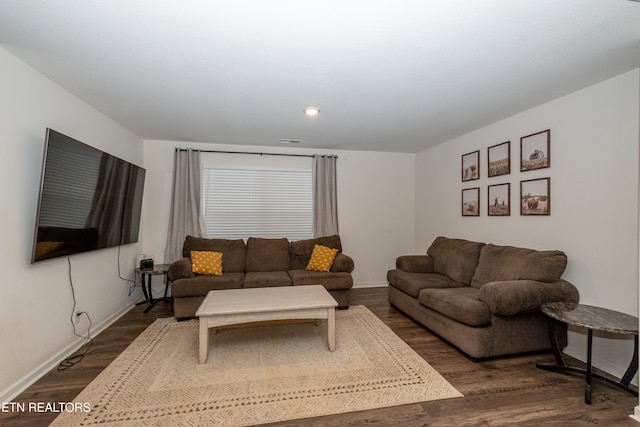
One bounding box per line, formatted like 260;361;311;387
462;150;479;181
520;129;550;172
488;141;510;177
462;187;480;216
521;177;550;216
488;183;510;216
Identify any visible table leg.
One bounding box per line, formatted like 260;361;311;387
147;274;154;304
140;272;149;301
620;335;639;386
585;329;593;404
327;308;335;352
199;318;208;364
548;319;567;367
163;273;170;298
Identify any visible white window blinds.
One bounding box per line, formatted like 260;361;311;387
202;166;313;241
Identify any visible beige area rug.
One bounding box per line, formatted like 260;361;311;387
51;305;462;426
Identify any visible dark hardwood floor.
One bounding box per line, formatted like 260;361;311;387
2;287;638;426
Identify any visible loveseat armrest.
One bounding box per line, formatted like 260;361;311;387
331;253;355;273
167;257;196;282
478;279;579;316
395;255;435;274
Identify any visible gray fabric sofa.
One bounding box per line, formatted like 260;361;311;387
168;235;354;319
387;236;580;359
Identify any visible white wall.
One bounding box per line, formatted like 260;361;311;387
0;48;145;401
142;140;415;288
416;69;640;379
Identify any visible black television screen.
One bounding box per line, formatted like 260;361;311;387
31;129;145;263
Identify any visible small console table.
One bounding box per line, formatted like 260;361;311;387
537;302;638;404
135;264;172;314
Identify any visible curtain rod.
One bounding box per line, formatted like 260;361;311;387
177;148;337;159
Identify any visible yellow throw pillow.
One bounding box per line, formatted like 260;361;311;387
306;245;338;272
191;251;223;276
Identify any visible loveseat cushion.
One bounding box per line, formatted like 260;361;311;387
418;287;491;327
243;271;292;288
288;269;353;290
182;236;247;273
470;244;567;289
289;235;343;270
245;237;291;272
171;274;244;298
387;271;466;298
167;257;196;282
331;253;355;273
427;236;484;285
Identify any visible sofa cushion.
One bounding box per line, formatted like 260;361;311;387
290;235;343;270
470;244;568;289
306;245;339;272
171;274;244;298
418;287;491;327
427;236;484;285
395;255;435;274
288;269;353;290
243;271;292;288
182;236;246;273
387;271;466;298
190;251;222;276
478;279;580;316
245;237;291;272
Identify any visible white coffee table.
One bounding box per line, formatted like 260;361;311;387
195;285;338;364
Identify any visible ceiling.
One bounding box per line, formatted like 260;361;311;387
1;1;639;153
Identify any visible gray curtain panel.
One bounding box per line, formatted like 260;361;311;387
164;149;203;263
313;154;339;237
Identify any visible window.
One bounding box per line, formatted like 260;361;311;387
202;161;313;241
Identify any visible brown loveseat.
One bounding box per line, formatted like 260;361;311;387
387;236;580;359
168;235;354;319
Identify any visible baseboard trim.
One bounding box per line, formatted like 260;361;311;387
0;302;134;403
353;281;388;288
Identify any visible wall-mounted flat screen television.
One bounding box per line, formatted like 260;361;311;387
31;129;145;263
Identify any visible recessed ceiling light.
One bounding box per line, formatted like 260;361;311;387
303;107;320;117
278;139;302;144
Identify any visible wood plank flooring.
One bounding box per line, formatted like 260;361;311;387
2;287;638;426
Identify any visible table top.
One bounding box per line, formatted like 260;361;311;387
196;285;337;317
541;302;638;335
135;263;172;274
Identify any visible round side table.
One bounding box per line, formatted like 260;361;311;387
134;264;173;313
536;302;638;404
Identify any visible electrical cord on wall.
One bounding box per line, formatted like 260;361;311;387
58;257;93;370
117;245;140;296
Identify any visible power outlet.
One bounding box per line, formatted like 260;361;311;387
74;310;83;325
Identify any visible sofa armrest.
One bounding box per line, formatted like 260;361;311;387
167;257;196;281
478;279;580;316
395;255;435;274
331;253;355;273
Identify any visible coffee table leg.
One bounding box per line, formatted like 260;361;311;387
327;308;335;351
199;317;208;364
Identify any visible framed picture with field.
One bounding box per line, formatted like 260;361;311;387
488;141;510;177
488;183;510;216
520;129;550;172
462;187;480;216
521;177;550;216
461;150;480;182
